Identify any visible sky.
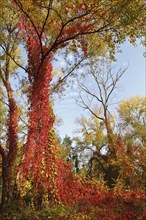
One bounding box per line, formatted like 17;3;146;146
54;41;145;139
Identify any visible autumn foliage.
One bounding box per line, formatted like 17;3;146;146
0;0;146;219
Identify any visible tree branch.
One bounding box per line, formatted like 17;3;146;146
76;94;104;121
0;44;27;72
78;81;102;103
0;142;6;159
52;58;84;93
40;0;54;38
13;0;44;57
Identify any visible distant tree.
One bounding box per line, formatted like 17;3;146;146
116;96;146;188
75;93;146;188
57;135;80;173
75;58;127;187
74;115;108;177
76;57;126;142
118;96;146;147
57;135;72;162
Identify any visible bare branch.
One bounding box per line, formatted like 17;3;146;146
78;81;102;103
76;94;104;121
19;116;28;127
77;59;127;127
105;67;128;104
92;72;105;106
52;58;84;93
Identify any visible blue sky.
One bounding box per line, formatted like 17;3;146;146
54;41;145;139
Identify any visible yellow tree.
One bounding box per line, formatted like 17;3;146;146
117;96;146;188
118;96;146;146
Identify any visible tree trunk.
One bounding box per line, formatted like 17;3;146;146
1;87;18;209
104;118;116;159
20;34;60;205
23;60;52;184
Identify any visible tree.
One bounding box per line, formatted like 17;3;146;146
118;96;146;146
117;96;146;188
74;58;127;187
74;115;108;176
74;94;146;189
0;0;145;207
0;5;21;206
56;135;72;162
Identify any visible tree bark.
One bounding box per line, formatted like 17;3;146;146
19;33;60;204
0;85;18;209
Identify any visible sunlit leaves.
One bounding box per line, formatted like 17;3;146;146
11;0;145;58
118;96;146;146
